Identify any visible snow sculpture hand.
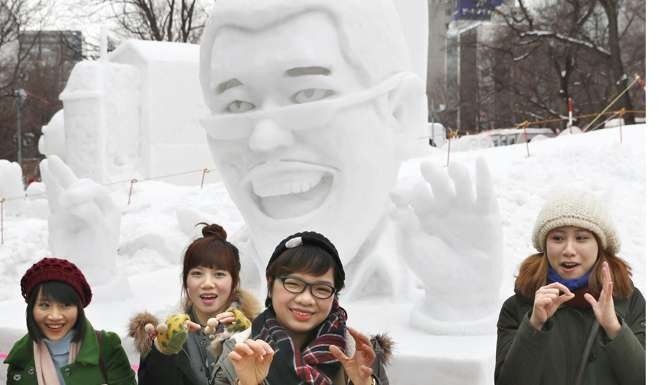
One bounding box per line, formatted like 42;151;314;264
41;155;120;282
392;157;502;334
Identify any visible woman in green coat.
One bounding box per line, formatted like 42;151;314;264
495;190;645;385
4;257;136;385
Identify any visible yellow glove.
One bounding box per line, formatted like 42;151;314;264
155;313;192;355
226;307;251;333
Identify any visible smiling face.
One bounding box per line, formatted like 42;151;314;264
545;226;599;279
270;269;335;344
202;12;402;264
32;288;79;341
186;266;234;324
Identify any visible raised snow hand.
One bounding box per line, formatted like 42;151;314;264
41;155;120;283
391;157;503;334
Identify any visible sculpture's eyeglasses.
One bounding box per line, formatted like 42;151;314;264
278;275;336;299
200;72;414;141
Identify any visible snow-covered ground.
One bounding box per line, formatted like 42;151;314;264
0;125;646;384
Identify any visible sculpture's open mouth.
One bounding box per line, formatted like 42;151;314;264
243;161;336;219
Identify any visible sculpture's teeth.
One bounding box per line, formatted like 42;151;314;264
252;172;323;197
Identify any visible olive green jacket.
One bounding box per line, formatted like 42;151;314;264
495;287;645;385
4;320;136;385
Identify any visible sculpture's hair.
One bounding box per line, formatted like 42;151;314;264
199;0;411;107
181;223;241;309
515;247;633;300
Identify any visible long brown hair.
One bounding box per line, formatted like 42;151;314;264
515;249;633;299
181;223;241;309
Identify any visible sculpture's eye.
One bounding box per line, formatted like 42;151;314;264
226;100;255;113
291;88;335;104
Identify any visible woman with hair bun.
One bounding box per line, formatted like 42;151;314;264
495;190;645;385
130;223;259;385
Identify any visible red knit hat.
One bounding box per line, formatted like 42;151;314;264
20;257;93;307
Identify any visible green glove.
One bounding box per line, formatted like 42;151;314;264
155;313;191;355
226;307;251;333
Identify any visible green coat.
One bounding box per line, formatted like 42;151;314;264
495;287;645;385
4;320;136;385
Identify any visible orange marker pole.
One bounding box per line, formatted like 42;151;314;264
200;168;209;190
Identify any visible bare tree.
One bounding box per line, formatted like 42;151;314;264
0;0;60;164
103;0;209;43
489;0;645;126
0;0;54;99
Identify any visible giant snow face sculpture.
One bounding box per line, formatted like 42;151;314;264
199;1;426;266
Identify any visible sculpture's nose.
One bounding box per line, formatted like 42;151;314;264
248;118;295;152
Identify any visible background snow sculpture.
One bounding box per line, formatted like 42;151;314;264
0;161;24;215
198;0;502;333
40;155;130;300
39;40;219;185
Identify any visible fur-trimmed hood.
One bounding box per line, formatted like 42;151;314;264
128;288;261;357
371;333;393;365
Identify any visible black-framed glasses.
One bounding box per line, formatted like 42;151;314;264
278;276;336;299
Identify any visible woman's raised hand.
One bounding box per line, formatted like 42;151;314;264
329;327;376;385
228;339;274;385
530;282;575;330
584;261;621;339
216;311;236;326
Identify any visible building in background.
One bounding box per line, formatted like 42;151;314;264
0;30;83;179
427;0;511;135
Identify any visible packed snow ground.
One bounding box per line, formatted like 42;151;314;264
0;125;646;385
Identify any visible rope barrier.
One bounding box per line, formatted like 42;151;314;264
0;94;647;205
0;166;219;203
502;109;645;129
582;74;641;132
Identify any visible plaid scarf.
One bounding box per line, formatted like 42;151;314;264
251;299;347;385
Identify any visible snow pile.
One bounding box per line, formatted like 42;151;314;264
0;125;646;385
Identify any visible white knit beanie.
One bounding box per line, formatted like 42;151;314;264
532;190;620;254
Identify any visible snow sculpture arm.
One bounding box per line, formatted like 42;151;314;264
391;157;502;334
41;155;120;280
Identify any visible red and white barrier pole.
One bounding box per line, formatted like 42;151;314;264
567;97;574;133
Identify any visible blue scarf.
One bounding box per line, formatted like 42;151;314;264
547;265;591;291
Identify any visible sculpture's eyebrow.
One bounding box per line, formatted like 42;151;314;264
285;66;331;77
215;78;243;95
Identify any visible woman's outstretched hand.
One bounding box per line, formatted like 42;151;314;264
329;327;376;385
585;261;621;339
228;339;274;385
530;282;575;330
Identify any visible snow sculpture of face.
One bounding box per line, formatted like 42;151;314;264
199;0;426;265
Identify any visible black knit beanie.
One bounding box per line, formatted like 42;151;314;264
267;231;345;289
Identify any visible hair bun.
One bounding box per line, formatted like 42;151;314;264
200;223;227;241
